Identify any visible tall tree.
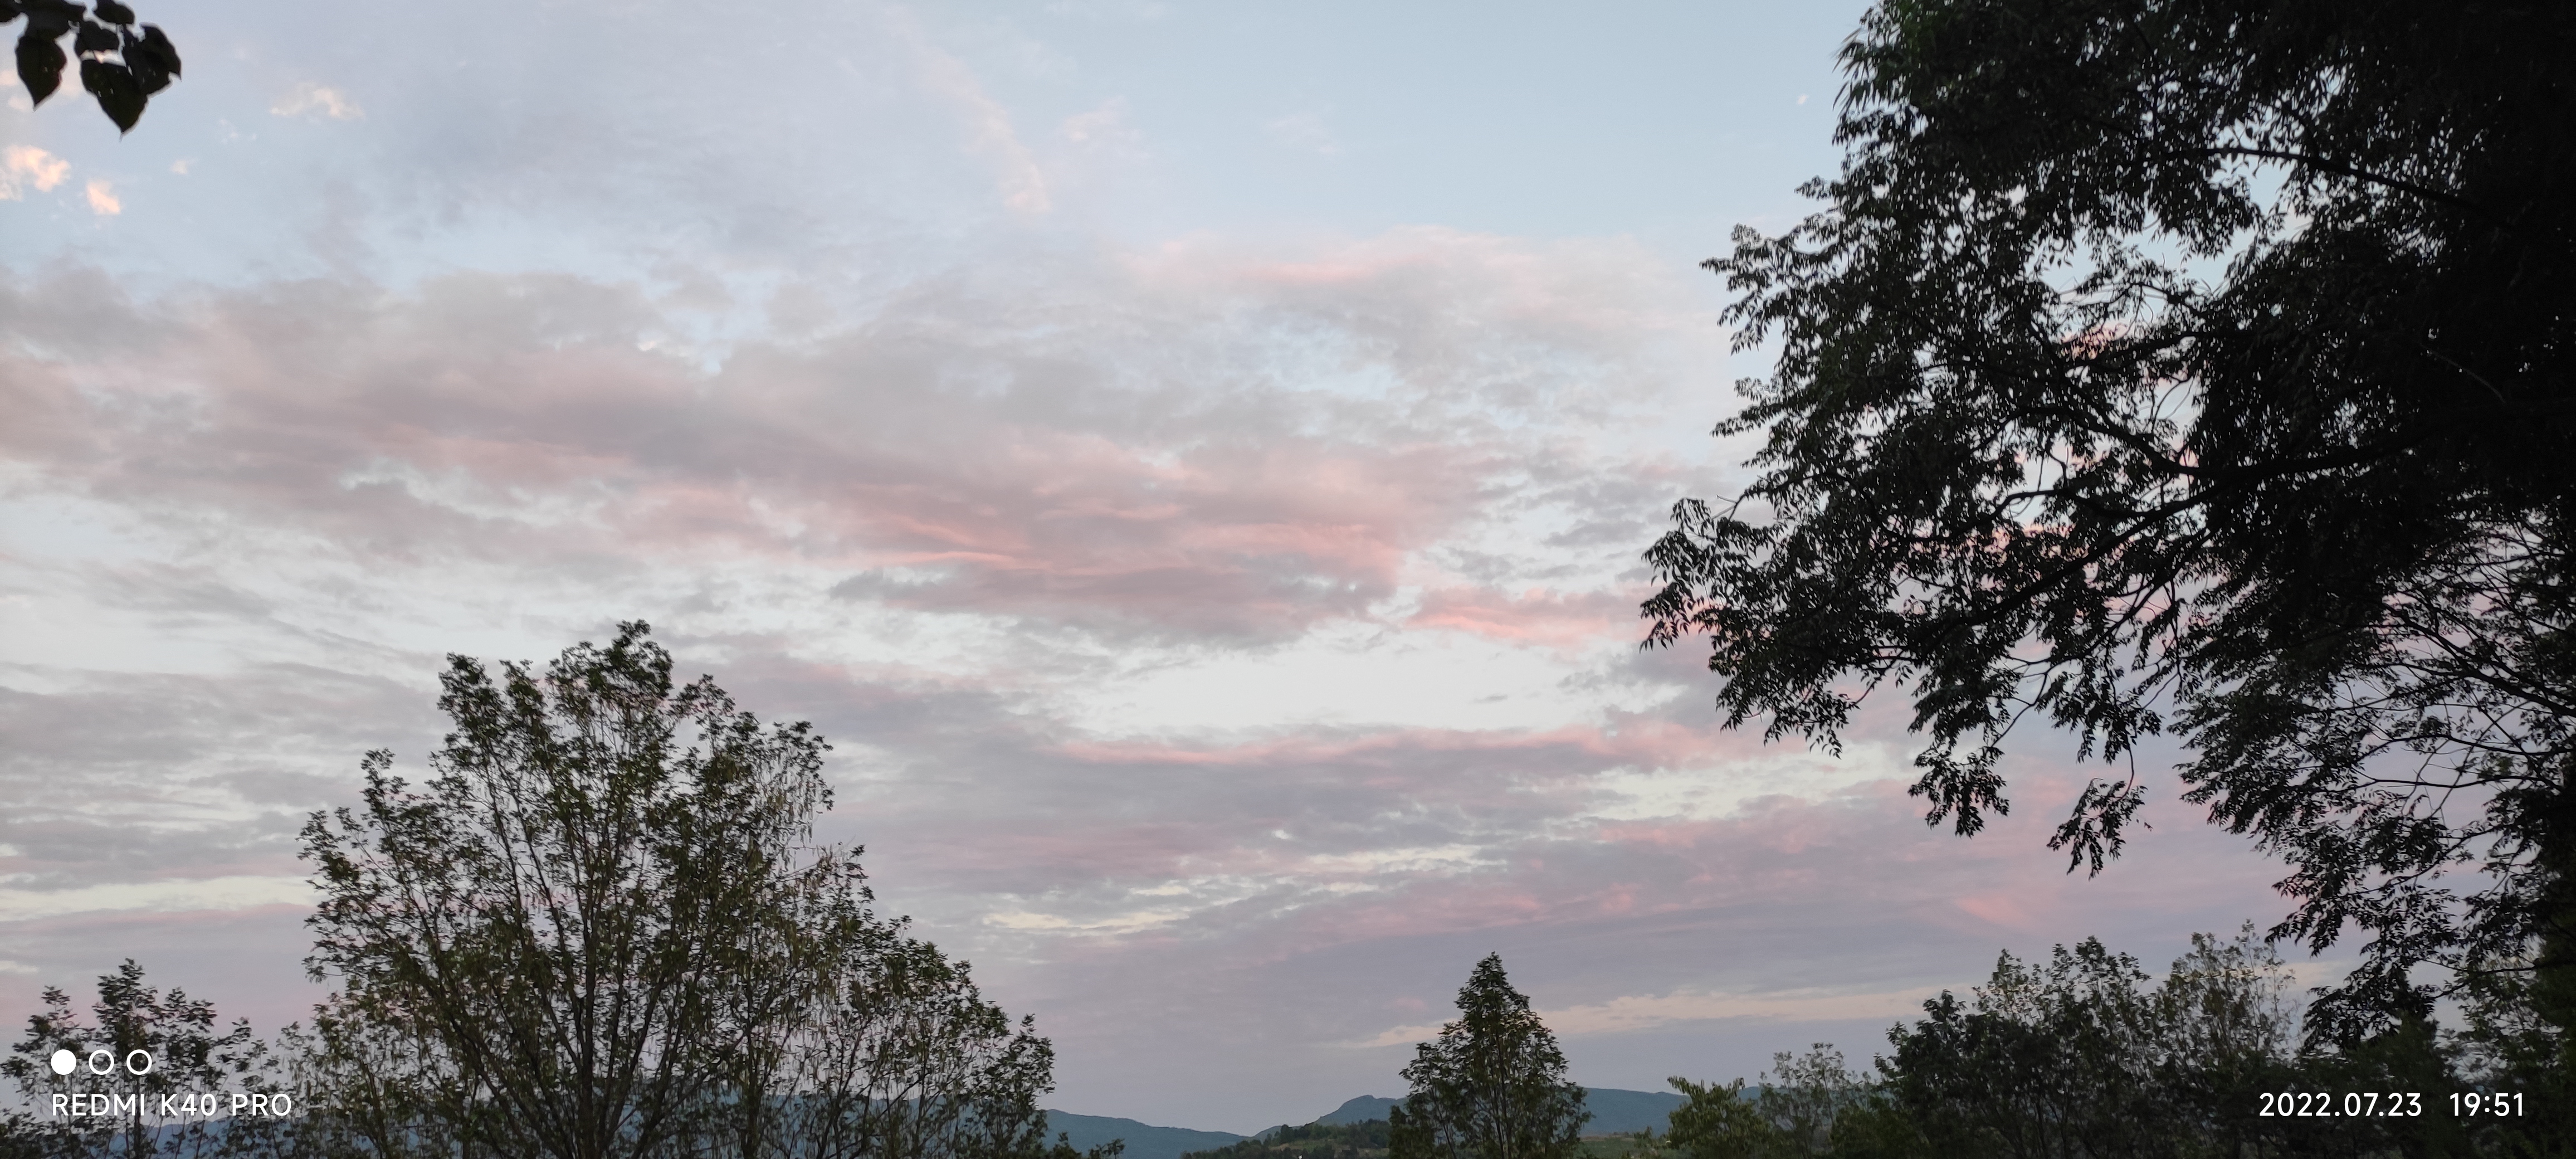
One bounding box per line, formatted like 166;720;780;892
297;621;1060;1159
1388;955;1588;1159
1641;0;2576;1041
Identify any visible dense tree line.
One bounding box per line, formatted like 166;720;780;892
1652;928;2566;1158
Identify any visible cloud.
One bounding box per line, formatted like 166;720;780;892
4;227;2283;934
271;82;364;120
1;145;69;199
1265;111;1341;157
0;876;312;924
894;11;1051;213
1359;982;1952;1045
0;228;1715;644
1406;587;1632;651
1062;98;1140;150
1042;0;1168;18
84;179;119;216
0;228;1758;1074
1550;984;1955;1036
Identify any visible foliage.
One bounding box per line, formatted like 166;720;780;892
0;961;287;1158
1640;0;2576;1042
295;621;1066;1159
1665;1047;1913;1159
1663;927;2576;1157
1569;1135;1663;1159
759;929;1063;1159
2450;958;2576;1157
3;0;180;132
1050;1138;1128;1159
1390;956;1589;1159
1882;929;2305;1157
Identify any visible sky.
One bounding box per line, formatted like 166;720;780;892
3;0;2315;1133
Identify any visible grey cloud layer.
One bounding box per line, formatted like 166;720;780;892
3;230;1712;639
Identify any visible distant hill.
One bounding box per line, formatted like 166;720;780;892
1048;1085;1688;1159
1188;1118;1391;1159
1314;1096;1402;1126
1573;1088;1687;1136
1043;1111;1247;1159
1309;1089;1684;1137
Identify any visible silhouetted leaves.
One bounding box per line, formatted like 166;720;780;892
5;0;175;130
1644;0;2576;1045
125;25;177;92
78;56;140;130
14;20;66;104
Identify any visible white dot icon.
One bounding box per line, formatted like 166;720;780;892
49;1049;76;1076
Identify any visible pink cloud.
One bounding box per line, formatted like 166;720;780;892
2;232;1699;640
1406;586;1631;650
1953;892;2042;931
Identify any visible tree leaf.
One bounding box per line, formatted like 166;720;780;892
118;25;161;91
73;15;114;54
14;25;66;106
80;56;142;130
130;22;177;77
92;0;135;23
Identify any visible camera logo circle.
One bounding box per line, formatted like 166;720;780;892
52;1049;153;1076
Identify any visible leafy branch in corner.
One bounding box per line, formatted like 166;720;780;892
6;0;180;132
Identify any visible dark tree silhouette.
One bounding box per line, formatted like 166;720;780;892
1643;0;2576;1044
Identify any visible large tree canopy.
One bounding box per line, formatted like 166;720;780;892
300;623;1062;1159
1642;0;2574;1040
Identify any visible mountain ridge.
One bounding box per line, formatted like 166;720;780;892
1044;1087;1687;1159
